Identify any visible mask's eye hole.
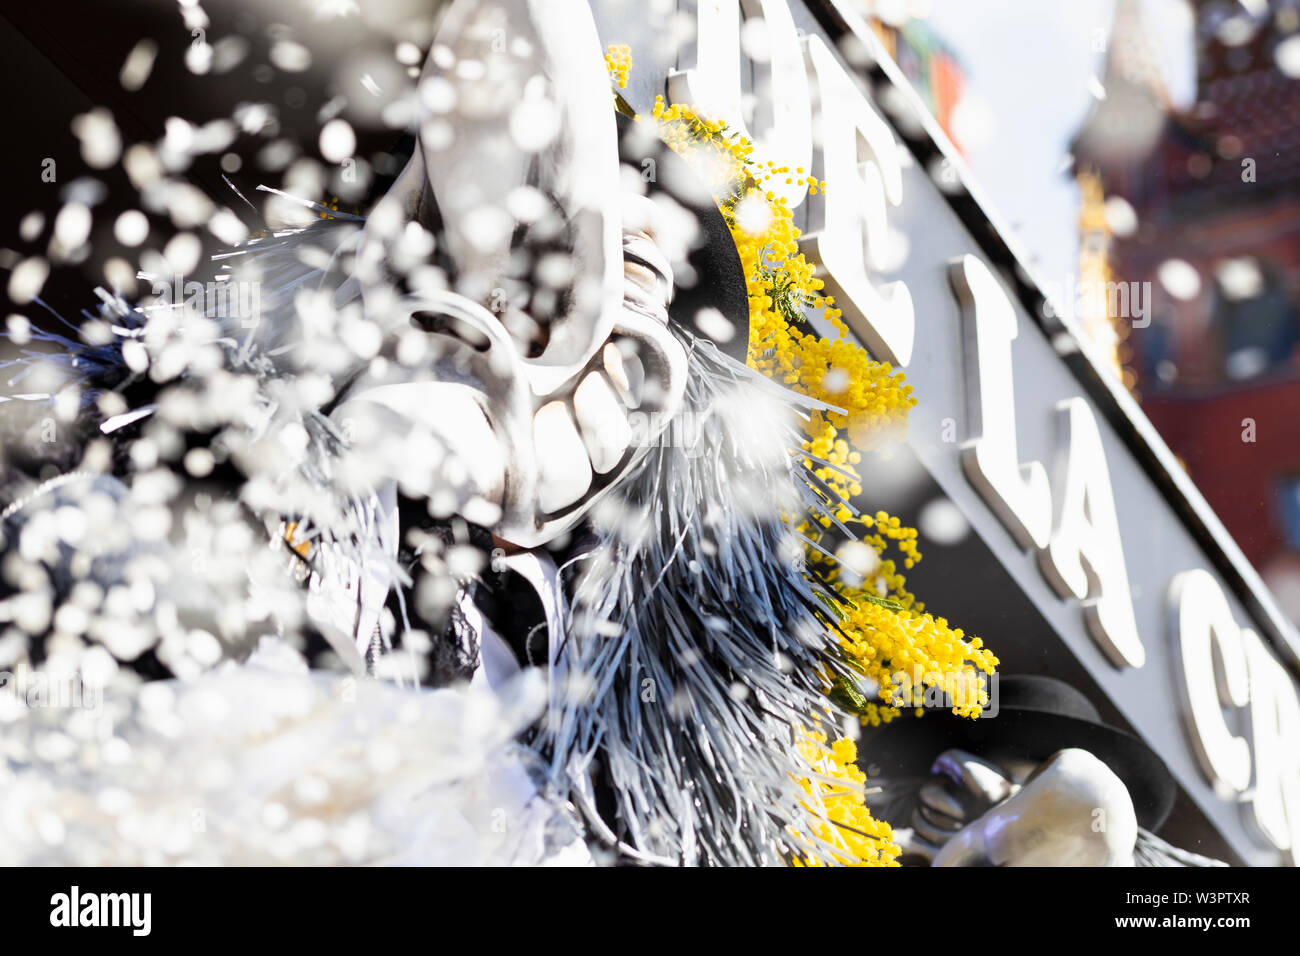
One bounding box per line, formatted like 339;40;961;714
411;310;491;352
499;308;549;358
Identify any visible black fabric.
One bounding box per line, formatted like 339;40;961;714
470;564;546;673
616;113;751;362
390;496;493;687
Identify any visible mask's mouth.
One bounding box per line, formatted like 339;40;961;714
333;289;685;549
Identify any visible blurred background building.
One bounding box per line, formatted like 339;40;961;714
867;0;1300;623
1075;0;1300;622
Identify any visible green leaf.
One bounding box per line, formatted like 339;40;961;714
856;591;905;612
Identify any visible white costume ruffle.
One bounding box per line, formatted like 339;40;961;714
0;644;589;865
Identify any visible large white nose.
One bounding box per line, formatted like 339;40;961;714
933;748;1138;866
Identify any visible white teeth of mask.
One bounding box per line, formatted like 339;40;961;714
532;400;594;513
573;371;631;474
603;342;643;408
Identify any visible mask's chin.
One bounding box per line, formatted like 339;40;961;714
332;380;508;509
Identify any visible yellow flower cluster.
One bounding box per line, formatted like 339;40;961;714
317;196;361;222
839;590;997;722
806;510;996;722
604;44;632;90
647;99;913;497
791;730;899;867
607;50;999;863
645;96;996;711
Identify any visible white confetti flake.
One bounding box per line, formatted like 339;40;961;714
270;40;312;73
7;257;49;305
419;76;457;114
185;42;214;76
822;367;850;394
123;144;164;190
212;36;250;73
122;339;150;373
258;139;298;172
208;208;249;245
161;181;216;228
319;118;356;163
1216;257;1264;301
19;211;45;242
1277;34;1300;79
6;313;31;345
1157;258;1202;301
234;102;273;136
505;185;548;224
693;307;735;344
119;39;158;91
164;232;203;276
114;209;149;247
919;497;970;546
732;192;773;237
1102;196;1138;238
192;119;237;155
184;448;215;477
509;95;559;153
71;108;122;170
103;257;137;295
462;205;513;254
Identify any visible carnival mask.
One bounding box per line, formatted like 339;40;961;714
330;0;689;549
